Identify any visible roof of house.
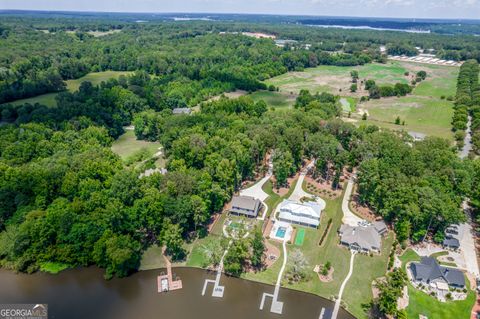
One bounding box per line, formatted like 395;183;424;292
231;195;261;212
443;237;460;248
373;221;388;234
139;168;168;178
280;200;322;217
172;107;192;114
339;224;381;251
411;257;465;287
278;199;322;226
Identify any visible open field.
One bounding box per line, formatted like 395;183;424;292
250;90;295;109
65;70;132;92
399;249;475;319
8;71;132;107
265;62;411;96
265;61;458;140
360;96;454;140
111;130;162;161
357;63;458;140
9;93;59;107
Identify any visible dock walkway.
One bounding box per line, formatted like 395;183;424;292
157;246;183;292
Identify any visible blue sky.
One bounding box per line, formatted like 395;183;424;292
1;0;480;19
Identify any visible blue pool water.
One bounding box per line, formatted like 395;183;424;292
276;227;287;238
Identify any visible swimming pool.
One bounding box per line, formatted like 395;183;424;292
276;227;287;238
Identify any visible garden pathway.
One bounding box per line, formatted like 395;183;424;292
332;251;356;319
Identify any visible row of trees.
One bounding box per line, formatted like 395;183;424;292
452;59;480;152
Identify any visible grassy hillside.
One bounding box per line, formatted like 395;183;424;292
8;71;132;107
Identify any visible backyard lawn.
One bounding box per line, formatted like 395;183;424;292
111;130;162;162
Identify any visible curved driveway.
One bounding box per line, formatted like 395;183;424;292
341;179;364;227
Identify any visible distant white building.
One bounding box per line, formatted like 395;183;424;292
172;108;192;115
278;199;322;228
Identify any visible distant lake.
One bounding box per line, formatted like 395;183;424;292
306;24;431;33
0;267;355;319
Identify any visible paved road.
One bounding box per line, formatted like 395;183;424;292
341;179;364;227
459;202;479;276
460;115;473;159
332;251;356;319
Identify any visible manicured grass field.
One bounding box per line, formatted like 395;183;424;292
249;90;295;109
111;130;162;161
406;284;475;319
294;228;305;246
399;249;475;319
7;71;132;107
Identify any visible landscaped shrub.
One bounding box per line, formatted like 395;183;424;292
318;218;333;246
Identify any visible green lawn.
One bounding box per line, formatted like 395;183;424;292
65;70;132;92
357;62;458;141
250;90;295;109
399;249;475;319
7;71;132;107
186;235;222;268
9;93;59;107
295;228;305;246
361;95;454;140
111;130;162;162
407;283;475;319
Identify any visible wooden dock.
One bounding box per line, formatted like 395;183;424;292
157;246;183;293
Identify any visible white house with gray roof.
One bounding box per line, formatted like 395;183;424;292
410;257;465;290
278;199;322;228
339;224;382;253
230;195;261;218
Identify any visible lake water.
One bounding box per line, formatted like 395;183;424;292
0;267;355;319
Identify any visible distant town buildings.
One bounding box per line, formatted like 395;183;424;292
389;55;462;67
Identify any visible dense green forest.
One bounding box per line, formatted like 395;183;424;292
2;14;480;104
1;15;480;278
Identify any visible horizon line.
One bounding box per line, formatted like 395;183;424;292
1;8;479;22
